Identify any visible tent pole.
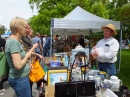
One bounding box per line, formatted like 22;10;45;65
89;29;92;62
50;27;52;57
117;21;123;72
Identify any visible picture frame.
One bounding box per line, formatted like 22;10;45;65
47;67;69;86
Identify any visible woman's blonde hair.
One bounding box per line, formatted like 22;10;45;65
10;17;28;33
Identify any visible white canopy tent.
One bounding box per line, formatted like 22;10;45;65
50;6;122;72
51;6;120;35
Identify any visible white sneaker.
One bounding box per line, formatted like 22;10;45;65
0;92;4;95
0;89;5;95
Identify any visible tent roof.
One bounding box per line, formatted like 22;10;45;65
64;6;111;21
51;6;120;35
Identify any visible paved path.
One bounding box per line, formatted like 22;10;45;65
2;81;39;97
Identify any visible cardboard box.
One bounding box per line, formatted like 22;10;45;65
45;86;55;97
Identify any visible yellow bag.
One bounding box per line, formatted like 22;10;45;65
29;58;45;82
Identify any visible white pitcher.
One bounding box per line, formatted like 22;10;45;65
88;75;94;80
107;76;122;88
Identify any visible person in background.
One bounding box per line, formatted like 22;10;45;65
126;38;130;49
78;35;85;48
42;35;47;57
20;24;44;97
44;35;50;57
32;32;43;90
20;24;38;97
54;35;59;42
44;35;54;57
20;23;34;51
91;24;119;76
28;28;33;39
5;17;44;97
0;35;6;95
128;40;130;49
0;35;6;52
32;33;43;55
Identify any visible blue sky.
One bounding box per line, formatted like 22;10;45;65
0;0;37;30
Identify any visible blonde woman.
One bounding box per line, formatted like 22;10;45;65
5;17;43;97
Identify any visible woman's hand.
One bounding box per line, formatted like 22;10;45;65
30;64;33;71
27;60;33;71
26;51;32;59
30;52;44;61
38;54;44;61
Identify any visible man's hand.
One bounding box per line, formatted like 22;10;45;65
91;49;99;58
93;46;97;49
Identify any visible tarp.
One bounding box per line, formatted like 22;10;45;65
1;32;11;38
51;6;120;35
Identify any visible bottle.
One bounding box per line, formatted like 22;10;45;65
93;65;96;70
65;55;68;62
39;82;45;97
64;55;68;66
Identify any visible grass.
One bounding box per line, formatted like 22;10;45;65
116;49;130;88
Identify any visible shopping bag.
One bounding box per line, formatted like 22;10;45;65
0;52;9;82
29;58;45;82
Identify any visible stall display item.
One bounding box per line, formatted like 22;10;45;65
71;67;82;81
55;81;96;97
70;45;89;65
49;60;60;67
55;51;96;97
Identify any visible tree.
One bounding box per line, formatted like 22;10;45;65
90;2;109;19
28;0;109;35
120;2;130;39
28;0;130;41
0;24;6;35
29;2;72;34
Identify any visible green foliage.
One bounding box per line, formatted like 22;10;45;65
92;32;103;39
29;2;72;35
28;0;130;38
120;3;130;26
117;49;130;88
0;24;6;35
119;2;130;39
28;0;110;35
90;2;109;19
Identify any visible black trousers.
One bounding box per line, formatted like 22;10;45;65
30;78;47;91
36;78;47;88
0;82;3;90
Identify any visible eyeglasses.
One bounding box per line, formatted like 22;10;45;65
23;26;32;31
23;26;28;29
23;26;31;30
